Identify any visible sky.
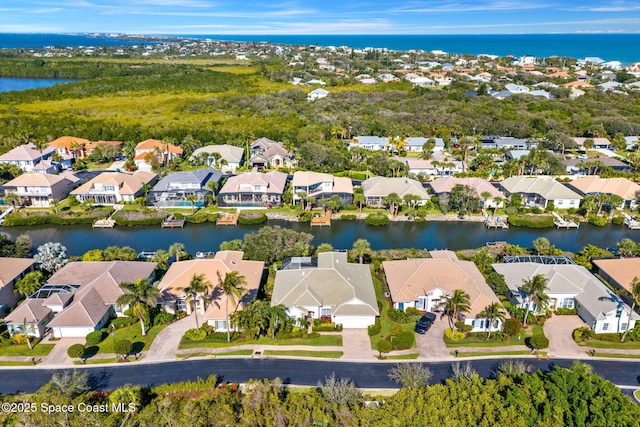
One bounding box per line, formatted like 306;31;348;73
1;1;640;35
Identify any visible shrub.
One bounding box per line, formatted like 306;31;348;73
313;323;341;332
368;323;381;336
504;206;519;215
391;324;403;336
587;214;608;226
507;214;555;228
377;339;393;357
184;328;207;341
86;331;105;345
503;318;522;336
393;331;414;350
387;308;410;323
342;205;357;211
555;308;578;315
455;321;473;333
151;375;218;394
365;213;389;226
611;216;625;225
11;334;28;345
573;327;595;342
237;212;267;225
114;339;133;358
340;214;357;220
593;332;622;342
302;332;321;339
445;328;466;341
67;344;86;359
528;335;549;350
153;311;176;325
405;307;420;316
111;317;137;329
123;307;134;317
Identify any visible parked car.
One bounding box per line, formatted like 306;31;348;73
414;312;437;334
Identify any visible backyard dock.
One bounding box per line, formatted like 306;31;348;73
311;210;331;227
0;207;14;225
552;212;579;229
483;211;508;229
623;213;640;230
92;218;116;228
161;214;185;228
216;212;239;225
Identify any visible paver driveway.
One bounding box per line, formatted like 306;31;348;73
543;314;588;358
416;313;453;360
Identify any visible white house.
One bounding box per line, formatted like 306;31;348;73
307;88;329;101
191;145;244;173
0;143;55;173
500;176;582;209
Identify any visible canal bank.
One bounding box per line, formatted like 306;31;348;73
0;220;635;255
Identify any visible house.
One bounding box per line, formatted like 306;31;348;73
3;299;55;338
407;76;435;87
292;171;353;206
271;252;379;328
480;136;535;150
307;88;329;101
383;251;502;332
217;169;287;208
428;177;506;208
71;170;157;205
571;137;612;150
2;173;79;208
348;136;388;151
361;177;430;207
403;159;465;176
493;259;639;333
0;143;55;173
156;251;264;331
624;136;640;149
505;84;530;93
592;258;640;295
564;157;634;174
48;136;91;159
191;145;244;173
500;176;582;209
567;177;640;210
0;257;35;316
134;139;184;171
404;137;445;153
249;137;296;169
84;140;123;157
147;168;222;208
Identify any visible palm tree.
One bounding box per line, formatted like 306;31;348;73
4;192;19;209
116;278;160;336
17;318;36;350
168;242;186;262
217;271;247;342
384;192;402;216
478;302;506;340
266;304;288;338
186;193;199;214
443;290;471;331
178;273;213;329
520;274;549;327
492;196;503;217
351;239;371;264
50;198;60;214
297;191;308;209
621;276;640;342
353;192;366;213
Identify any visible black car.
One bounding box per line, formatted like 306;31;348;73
414;312;437;334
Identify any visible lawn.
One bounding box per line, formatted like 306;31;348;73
589;352;640;359
263;350;343;358
579;340;640;349
178;334;342;350
445;324;541;348
0;343;55;356
386;353;420;360
91;323;166;355
176;350;254;358
0;361;41;366
452;350;535;358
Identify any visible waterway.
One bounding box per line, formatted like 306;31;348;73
0;77;78;92
0;220;635;256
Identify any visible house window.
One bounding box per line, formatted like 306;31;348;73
398;302;404;311
418;298;427;310
620;323;628;332
560;298;574;309
321;308;332;317
477;320;484;329
214;320;227;330
602;323;609;331
176;299;186;311
104;185;115;191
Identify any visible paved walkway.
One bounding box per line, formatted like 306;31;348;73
416;314;453;360
544;315;589;358
40;337;85;366
145;314;199;362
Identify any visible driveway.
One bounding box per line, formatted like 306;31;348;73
341;329;375;360
41;337;85;366
543;314;588;358
145;314;199;362
416;313;453;360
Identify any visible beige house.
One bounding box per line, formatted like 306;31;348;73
567;177;640;210
383;250;502;332
156;251;264;331
292;171;354;206
217;170;287;208
428;177;506;208
0;143;55;172
134;139;184;171
249;137;296;169
71;171;157;205
0;257;35;316
2;173;79;208
271;252;379;329
361;176;430;207
593;258;640;294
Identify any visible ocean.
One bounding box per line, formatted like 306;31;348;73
1;33;639;64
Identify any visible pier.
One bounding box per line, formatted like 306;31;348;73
311;210;331;227
162;214;185;228
92;207;118;228
483;211;508;229
0;207;14;225
623;213;640;230
216;212;239;225
552;212;579;229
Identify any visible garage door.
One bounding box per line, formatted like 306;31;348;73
54;327;95;338
334;316;374;329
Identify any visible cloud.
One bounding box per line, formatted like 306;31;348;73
389;1;553;13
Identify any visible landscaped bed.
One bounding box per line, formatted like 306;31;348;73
178;334;342;349
263;350;343;358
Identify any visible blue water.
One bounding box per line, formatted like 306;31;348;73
1;33;640;64
0;77;78;92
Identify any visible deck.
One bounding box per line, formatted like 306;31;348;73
483;211;508;229
552;212;579;229
162;214;185;228
311;210;331;227
216;212;239;225
0;207;14;225
92;218;116;228
623;213;640;230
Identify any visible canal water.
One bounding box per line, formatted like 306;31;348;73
0;78;78;92
0;220;635;256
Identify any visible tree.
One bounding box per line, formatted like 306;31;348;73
316;243;334;253
583;138;594;151
50;198;60;214
4;192;19;209
448;184;480;215
420;138;436;159
617;238;637;257
14;234;32;258
621;277;640;343
388;363;432;389
115;339;133;360
48;370;89;398
168;242;186;262
179;273;213;329
243;226;313;265
82;249;105;261
217;271;247;342
327;195;342;213
67;344;86;363
219;239;244;251
521;274;549;327
317;373;362;408
152;249;170;271
16;317;36;350
351;239;371;264
116;278;161;336
478;302;506;340
533;237;551;255
443;290;471;331
265;304;287;339
14;270;44;297
449;361;478;382
34;242;68;273
353;191;366;213
186;193;199;214
377;339;392;358
384;192;402;216
296;191;307;209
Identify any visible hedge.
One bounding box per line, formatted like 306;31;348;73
86;331;105;345
445;328;466;341
507;214;555;228
111;317;138;329
528;335;549;350
67;344;86;359
611;216;625;225
237;212;267;225
393;331;414;350
555;308;578;315
587;214;608;227
340;214;357;220
185;328;207;341
368;322;382;336
365;213;389;226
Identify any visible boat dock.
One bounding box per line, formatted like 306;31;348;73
216;212;239;225
92;207;118;228
623;213;640;230
162;214;185;228
483;211;508;229
486;241;507;249
311;210;331;227
552;212;579;229
137;251;157;260
0;207;14;225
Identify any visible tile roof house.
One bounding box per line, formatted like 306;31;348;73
249;137;296;169
428;177;506;208
383;251;502;332
271;252;379;329
191;145;244;173
0;257;35;317
564;157;634;174
567;177;640;210
217;170;287;208
592;258;640;295
480;136;536;149
361;176;430;207
134;139;184;171
500;176;582;209
71;170;157;205
148;168;222;208
2;173;79;208
3;299;54;338
493;261;639;333
348;136;444;153
571;137;612;150
157;251;264;331
402;159;465;176
48;136;91;159
292;171;354;206
0;143;56;173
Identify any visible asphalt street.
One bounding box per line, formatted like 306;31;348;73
1;358;639;394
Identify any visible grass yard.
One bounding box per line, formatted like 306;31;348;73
452;350;535;358
386;353;420;360
589;352;640;359
178;334;342;350
263;350;343;359
176;350;254;359
445;324;541;348
578;340;640;349
92;323;166;355
0;343;55;357
0;361;41;366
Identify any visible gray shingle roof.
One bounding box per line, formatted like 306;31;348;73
361;177;429;199
500;176;582;201
151;168;222;192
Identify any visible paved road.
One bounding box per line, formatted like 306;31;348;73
1;358;639;394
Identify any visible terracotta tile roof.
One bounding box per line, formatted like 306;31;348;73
593;258;640;293
47;287;110;328
135;139;183;154
0;257;35;287
0;143;55;162
3;172;71;188
3;298;51;325
48;136;91;149
569;177;640;200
